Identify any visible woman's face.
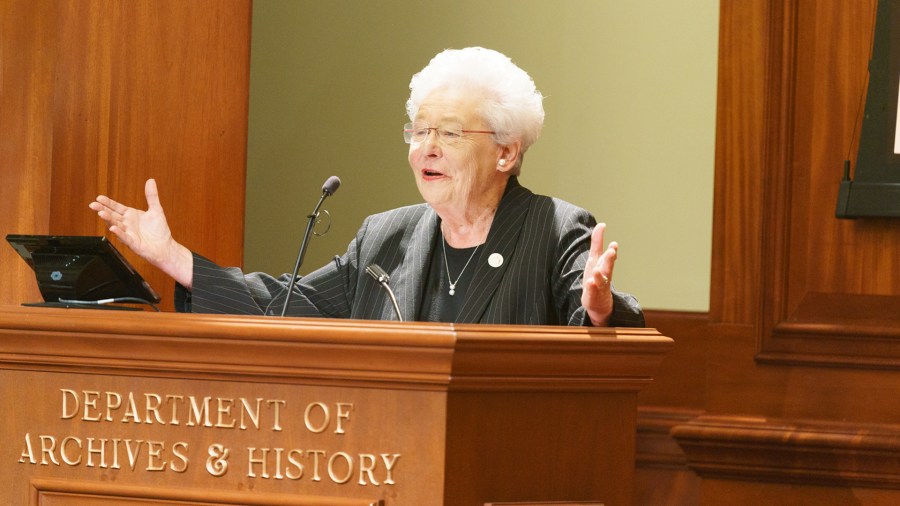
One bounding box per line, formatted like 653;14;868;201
408;88;509;220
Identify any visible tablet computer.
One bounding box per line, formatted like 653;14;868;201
6;234;160;308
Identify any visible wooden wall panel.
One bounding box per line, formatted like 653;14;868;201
700;479;900;506
708;0;770;325
679;0;900;420
637;0;900;503
757;0;900;367
634;311;707;505
0;0;250;311
639;311;710;409
0;0;57;306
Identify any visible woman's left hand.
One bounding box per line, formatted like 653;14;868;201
581;223;617;326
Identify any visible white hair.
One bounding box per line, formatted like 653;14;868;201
406;47;545;170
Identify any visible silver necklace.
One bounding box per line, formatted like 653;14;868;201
441;234;480;296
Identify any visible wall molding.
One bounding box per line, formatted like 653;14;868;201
672;414;900;489
637;406;704;470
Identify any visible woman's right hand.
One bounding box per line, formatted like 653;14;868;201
89;179;194;289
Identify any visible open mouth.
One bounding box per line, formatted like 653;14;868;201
422;168;445;178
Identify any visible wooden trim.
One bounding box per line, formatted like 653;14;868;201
757;0;798;344
30;478;382;506
672;414;900;488
642;310;710;327
637;406;704;470
758;293;900;369
485;503;602;506
0;305;672;393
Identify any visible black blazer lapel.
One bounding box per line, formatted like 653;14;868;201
456;178;533;323
386;206;439;321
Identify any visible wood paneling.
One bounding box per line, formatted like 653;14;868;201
637;0;900;503
0;0;57;306
634;312;707;505
0;0;250;311
635;407;702;506
695;0;900;419
701;478;900;506
757;0;900;367
708;0;770;325
639;310;710;408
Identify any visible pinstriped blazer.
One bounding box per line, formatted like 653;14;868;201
181;178;644;327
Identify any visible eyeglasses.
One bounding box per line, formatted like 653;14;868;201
403;122;495;145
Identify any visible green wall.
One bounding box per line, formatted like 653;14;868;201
245;0;719;311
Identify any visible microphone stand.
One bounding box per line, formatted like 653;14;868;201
365;264;404;321
280;191;331;317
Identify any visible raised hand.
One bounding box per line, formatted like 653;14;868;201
580;223;617;326
89;179;193;289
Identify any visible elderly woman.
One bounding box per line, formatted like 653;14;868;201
90;47;644;327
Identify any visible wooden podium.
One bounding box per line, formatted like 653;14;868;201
0;305;671;506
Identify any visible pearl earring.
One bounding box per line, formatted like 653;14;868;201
498;159;507;167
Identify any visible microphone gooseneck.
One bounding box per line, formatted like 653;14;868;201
365;264;403;321
280;176;341;317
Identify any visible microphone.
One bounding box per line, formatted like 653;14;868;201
321;175;341;196
280;176;341;317
365;264;404;321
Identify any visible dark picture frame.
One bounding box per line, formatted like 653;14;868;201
836;0;900;218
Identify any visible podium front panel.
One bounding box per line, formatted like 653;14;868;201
0;306;672;506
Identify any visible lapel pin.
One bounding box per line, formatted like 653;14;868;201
488;253;504;268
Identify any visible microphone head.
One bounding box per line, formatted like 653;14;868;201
365;264;390;283
322;176;341;196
